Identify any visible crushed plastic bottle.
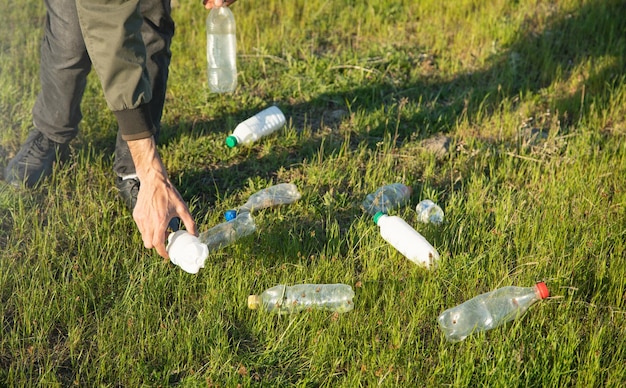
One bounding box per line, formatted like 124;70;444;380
248;283;355;314
199;211;256;252
373;212;439;269
166;231;209;274
206;5;237;93
415;199;444;224
437;282;550;342
225;106;286;148
225;183;301;221
361;183;412;216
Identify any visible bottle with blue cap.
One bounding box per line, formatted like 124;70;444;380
225;183;301;221
200;211;256;252
225;106;286;148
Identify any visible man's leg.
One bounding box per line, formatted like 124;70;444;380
5;0;91;186
4;0;90;187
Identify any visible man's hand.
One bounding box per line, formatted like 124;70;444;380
127;137;197;259
203;0;237;10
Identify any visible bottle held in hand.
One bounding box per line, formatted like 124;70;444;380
166;212;256;273
166;231;209;274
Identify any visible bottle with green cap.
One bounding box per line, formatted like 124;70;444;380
437;282;550;342
225;106;286;148
248;283;355;314
373;212;439;269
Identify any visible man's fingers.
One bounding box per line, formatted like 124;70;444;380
204;0;236;9
133;213;152;249
203;0;222;9
178;210;197;236
153;224;170;259
154;241;169;259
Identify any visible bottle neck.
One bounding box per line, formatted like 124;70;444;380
534;282;550;299
373;211;387;224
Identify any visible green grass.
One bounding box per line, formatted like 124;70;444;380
1;0;625;386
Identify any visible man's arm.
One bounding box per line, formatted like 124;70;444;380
128;136;197;259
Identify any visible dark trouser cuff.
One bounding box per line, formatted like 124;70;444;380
114;104;155;141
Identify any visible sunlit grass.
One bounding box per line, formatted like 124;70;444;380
1;0;625;385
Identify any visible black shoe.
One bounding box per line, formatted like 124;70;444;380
115;176;140;211
115;176;180;231
4;129;69;187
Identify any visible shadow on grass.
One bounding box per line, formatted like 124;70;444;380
124;0;622;270
156;2;625;378
158;0;625;194
0;0;622;263
0;1;623;385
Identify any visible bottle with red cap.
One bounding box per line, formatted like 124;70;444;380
437;282;550;342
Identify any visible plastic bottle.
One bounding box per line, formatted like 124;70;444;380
166;231;209;274
415;199;444;224
437;282;550;342
248;284;355;314
206;5;237;93
373;212;439;269
225;183;301;221
361;183;412;216
225;106;286;148
199;211;256;252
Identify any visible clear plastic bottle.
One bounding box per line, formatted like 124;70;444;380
361;183;412;216
206;5;237;93
437;282;550;342
248;284;355;314
415;199;444;224
225;106;286;148
199;211;256;252
225;183;301;221
373;212;439;269
166;231;209;274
